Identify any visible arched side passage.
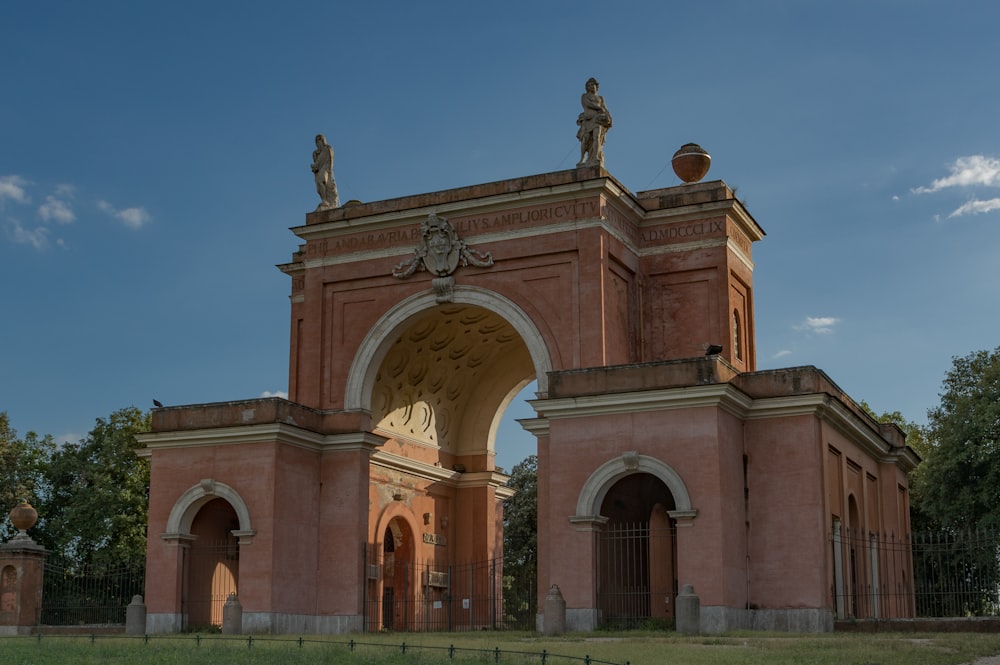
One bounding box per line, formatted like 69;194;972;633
163;479;256;543
573;452;697;521
345;286;554;412
372;501;419;551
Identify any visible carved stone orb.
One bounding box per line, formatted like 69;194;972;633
9;498;38;534
671;143;712;183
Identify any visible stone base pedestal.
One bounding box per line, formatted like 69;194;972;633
0;537;46;635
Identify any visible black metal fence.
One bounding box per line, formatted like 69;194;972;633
40;559;145;626
362;549;537;632
834;527;1000;619
33;527;999;629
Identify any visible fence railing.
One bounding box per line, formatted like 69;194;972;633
40;559;145;626
0;634;628;665
361;549;537;632
32;527;1000;629
833;527;1000;619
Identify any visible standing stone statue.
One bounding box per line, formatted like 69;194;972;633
576;77;613;167
311;133;339;210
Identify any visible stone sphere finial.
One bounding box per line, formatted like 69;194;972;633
9;498;38;535
671;143;712;183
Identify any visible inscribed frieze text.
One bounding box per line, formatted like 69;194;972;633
640;220;724;243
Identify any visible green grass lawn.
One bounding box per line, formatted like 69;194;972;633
3;631;1000;665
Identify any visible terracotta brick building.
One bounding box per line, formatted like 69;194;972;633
138;164;917;633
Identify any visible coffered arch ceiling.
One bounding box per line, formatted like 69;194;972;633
371;304;534;457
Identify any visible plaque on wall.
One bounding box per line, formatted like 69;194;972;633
422;532;447;546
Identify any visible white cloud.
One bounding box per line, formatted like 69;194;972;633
260;390;288;399
949;198;1000;218
8;219;50;249
98;200;151;229
794;316;840;335
55;432;83;446
772;349;792;359
38;194;76;224
913;155;1000;193
0;175;31;205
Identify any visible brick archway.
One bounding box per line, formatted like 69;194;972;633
141;165;915;635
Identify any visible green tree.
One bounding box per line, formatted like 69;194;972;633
36;406;151;569
860;402;934;530
502;454;537;628
503;454;537;568
0;412;56;541
919;347;1000;532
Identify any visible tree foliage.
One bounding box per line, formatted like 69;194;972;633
919;347;1000;531
860;402;934;531
0;412;56;541
1;407;150;569
503;454;537;571
501;454;537;628
36;406;151;569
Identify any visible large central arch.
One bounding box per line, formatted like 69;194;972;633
346;286;554;411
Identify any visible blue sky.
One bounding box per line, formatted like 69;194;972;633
2;2;998;471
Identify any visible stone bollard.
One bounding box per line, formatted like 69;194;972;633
675;584;700;634
125;595;147;636
542;584;566;636
221;593;243;634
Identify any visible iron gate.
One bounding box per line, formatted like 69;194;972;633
597;522;677;629
362;547;536;631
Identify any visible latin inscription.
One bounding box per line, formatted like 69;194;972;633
452;200;600;235
731;226;752;255
640;220;724;242
308;201;601;257
602;204;641;244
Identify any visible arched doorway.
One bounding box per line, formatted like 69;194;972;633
379;518;415;630
597;473;677;628
184;498;240;629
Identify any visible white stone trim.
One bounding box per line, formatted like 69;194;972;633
532;384;752;420
573;453;695;520
137;425;387;454
163;479;255;542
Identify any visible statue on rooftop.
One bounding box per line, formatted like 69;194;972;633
311;134;339;211
576;78;613;168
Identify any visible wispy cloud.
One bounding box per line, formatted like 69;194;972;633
0;175;31;205
260;390;288;399
949;198;1000;218
772;349;792;359
98;200;151;229
38;193;76;224
914;155;1000;219
794;316;840;335
8;219;51;249
913;155;1000;193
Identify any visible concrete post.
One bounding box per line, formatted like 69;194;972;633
675;584;700;634
126;595;146;635
542;584;566;635
221;593;243;634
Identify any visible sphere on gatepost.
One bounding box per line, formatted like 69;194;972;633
671;143;712;183
9;498;38;536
